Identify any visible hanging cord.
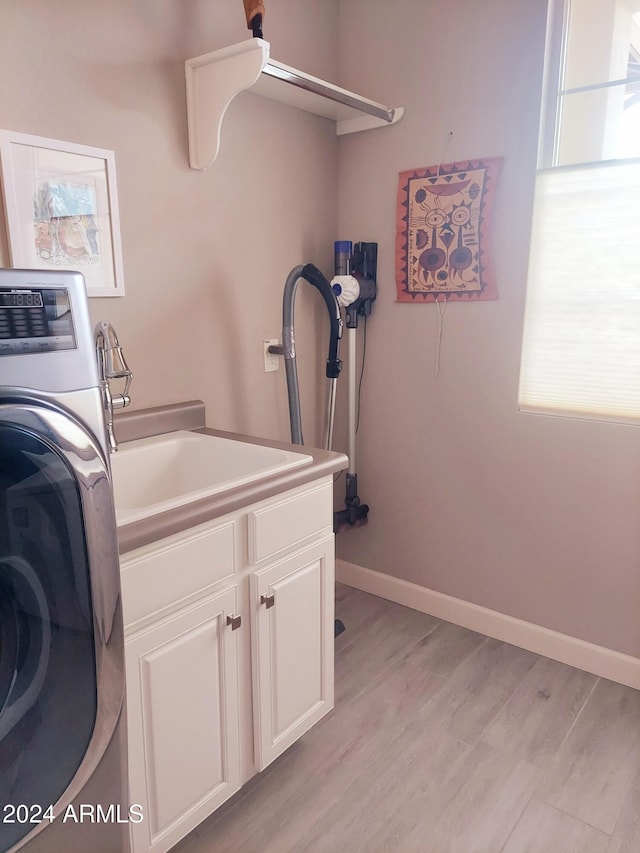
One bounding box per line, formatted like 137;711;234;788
356;313;368;433
433;130;454;377
437;130;455;177
434;295;447;377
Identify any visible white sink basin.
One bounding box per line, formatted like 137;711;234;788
110;430;312;524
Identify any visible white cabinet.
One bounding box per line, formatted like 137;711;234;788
252;539;334;769
126;588;241;853
121;478;334;853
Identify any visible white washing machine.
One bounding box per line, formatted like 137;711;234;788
0;269;130;852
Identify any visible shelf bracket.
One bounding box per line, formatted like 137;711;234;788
186;40;269;171
185;39;404;170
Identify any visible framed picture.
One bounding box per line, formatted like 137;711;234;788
0;130;125;297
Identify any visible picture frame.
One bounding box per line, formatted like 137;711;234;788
0;130;125;297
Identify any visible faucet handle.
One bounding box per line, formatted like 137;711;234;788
95;320;133;380
111;383;132;410
104;342;132;380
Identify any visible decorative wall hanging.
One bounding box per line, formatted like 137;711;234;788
0;130;125;297
395;157;502;302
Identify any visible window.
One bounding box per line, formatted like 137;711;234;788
518;0;640;423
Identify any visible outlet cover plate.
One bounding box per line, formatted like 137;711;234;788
263;339;280;372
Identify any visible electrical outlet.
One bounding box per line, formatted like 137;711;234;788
263;339;280;372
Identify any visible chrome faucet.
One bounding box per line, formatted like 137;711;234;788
94;321;133;453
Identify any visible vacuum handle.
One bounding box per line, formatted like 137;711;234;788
301;263;342;379
243;0;265;37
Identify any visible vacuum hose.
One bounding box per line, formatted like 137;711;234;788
282;264;342;446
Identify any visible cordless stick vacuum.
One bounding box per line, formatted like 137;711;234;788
331;241;377;534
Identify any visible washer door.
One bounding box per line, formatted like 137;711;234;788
0;404;124;853
0;557;52;741
0;591;19;717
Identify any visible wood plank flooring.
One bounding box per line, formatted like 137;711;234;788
170;584;640;853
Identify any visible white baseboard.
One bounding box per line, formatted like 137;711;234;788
336;559;640;690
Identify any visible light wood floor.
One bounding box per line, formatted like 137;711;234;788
171;583;640;853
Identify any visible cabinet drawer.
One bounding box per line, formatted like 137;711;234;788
247;481;332;564
121;521;235;628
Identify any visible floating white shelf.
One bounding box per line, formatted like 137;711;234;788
185;38;405;170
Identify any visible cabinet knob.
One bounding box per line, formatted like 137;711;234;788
226;614;242;630
260;593;275;609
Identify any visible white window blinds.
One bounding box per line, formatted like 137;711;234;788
518;158;640;423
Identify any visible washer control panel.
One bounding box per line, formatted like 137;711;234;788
0;269;98;394
0;288;76;356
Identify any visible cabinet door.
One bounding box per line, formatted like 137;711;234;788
126;587;241;853
251;537;334;770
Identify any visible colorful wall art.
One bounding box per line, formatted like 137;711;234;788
395;157;502;302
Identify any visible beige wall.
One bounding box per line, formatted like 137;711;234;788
2;0;639;658
0;0;339;447
335;0;640;658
